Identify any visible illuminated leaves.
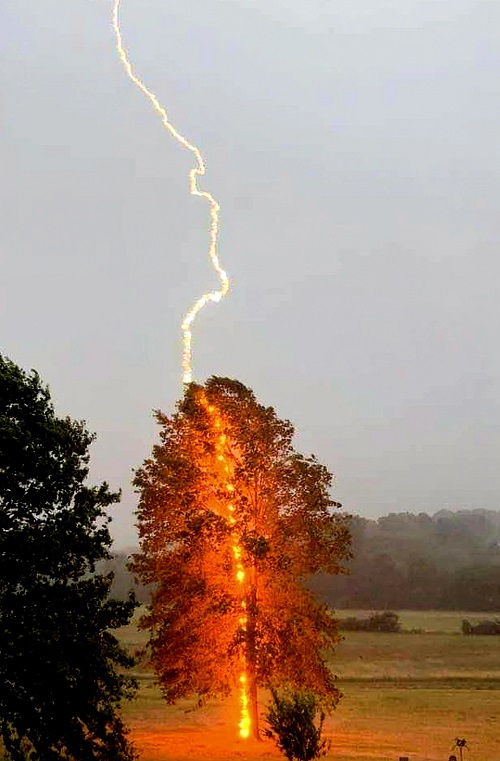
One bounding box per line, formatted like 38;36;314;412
133;377;351;712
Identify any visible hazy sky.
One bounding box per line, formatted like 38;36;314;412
2;0;499;546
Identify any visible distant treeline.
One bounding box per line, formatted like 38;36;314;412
106;508;500;611
310;509;500;611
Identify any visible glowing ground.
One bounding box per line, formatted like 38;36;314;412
123;683;500;761
119;610;500;761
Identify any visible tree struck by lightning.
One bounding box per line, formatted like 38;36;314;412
111;3;350;743
131;378;351;739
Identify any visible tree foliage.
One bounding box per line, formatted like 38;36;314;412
132;377;351;733
265;690;330;761
0;354;137;761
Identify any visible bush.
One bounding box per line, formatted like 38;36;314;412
339;611;401;633
339;616;370;631
265;690;331;761
462;618;500;635
461;619;472;635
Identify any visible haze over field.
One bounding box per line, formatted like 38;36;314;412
1;0;499;545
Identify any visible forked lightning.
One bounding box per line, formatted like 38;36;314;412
112;0;229;385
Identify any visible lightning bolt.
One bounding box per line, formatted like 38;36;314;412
112;0;229;384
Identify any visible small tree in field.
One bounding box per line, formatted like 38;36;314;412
0;354;137;761
133;377;351;738
265;690;330;761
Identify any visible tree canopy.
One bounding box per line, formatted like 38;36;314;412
0;354;137;761
132;377;351;737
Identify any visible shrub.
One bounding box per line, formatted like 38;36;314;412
462;619;500;635
461;619;472;635
265;690;331;761
339;611;401;632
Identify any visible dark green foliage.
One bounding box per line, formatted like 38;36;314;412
265;690;330;761
0;354;137;761
339;611;401;632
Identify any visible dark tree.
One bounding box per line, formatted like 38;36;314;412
133;377;351;738
0;354;137;761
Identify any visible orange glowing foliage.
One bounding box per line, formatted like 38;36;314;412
132;378;351;738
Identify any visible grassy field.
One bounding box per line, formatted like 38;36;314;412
116;609;500;761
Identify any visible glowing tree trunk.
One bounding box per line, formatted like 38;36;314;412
246;566;260;740
204;397;254;740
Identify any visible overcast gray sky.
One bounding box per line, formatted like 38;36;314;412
2;0;499;546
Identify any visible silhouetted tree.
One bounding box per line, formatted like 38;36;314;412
0;354;137;761
133;377;351;738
